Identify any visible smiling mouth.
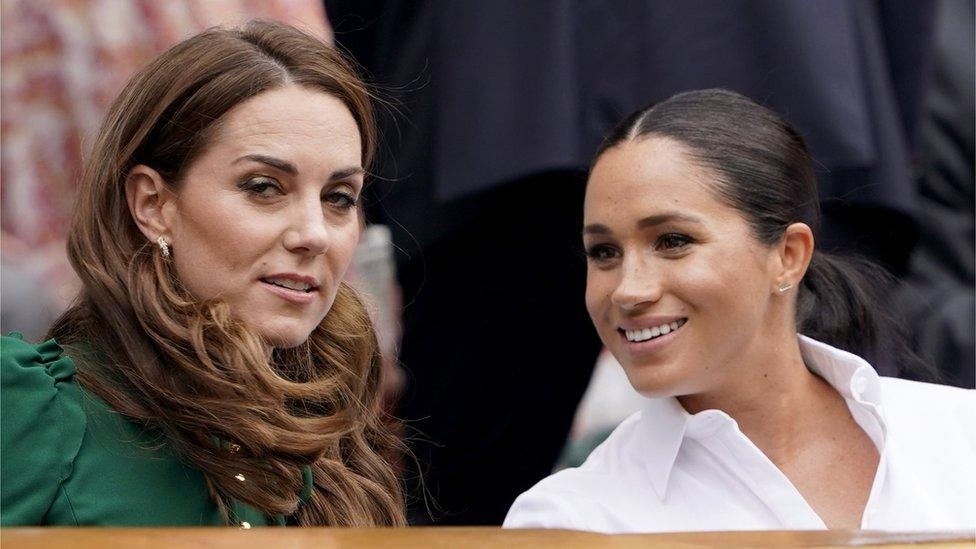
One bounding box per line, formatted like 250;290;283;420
621;318;687;343
260;277;317;293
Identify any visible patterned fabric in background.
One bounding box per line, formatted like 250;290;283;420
2;0;328;251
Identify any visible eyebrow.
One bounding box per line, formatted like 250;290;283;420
329;166;366;181
582;211;704;236
235;154;297;175
234;154;364;180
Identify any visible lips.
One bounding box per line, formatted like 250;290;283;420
622;318;687;342
259;273;320;305
614;316;688;355
259;273;319;293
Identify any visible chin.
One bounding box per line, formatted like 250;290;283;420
620;360;689;399
255;320;318;349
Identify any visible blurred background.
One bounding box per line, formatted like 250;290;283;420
2;0;973;528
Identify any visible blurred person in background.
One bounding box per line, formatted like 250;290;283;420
893;0;975;389
1;21;404;527
326;0;971;525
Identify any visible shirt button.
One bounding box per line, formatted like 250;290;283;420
852;376;869;396
240;521;252;529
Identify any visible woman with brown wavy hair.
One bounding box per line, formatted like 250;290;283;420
0;20;404;527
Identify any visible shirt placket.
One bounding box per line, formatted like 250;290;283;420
844;380;889;529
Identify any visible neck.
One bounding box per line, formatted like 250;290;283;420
677;332;839;462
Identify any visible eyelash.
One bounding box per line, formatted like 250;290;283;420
583;233;696;264
584;244;620;263
325;191;358;210
657;232;695;250
240;176;281;197
239;177;359;210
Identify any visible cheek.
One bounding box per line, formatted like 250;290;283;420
172;197;269;296
675;262;727;300
584;270;613;322
678;248;769;319
327;223;362;281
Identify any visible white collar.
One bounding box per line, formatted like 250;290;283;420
638;335;886;499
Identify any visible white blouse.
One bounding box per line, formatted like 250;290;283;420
504;336;976;533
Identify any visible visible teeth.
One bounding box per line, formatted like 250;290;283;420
264;277;312;292
624;319;686;342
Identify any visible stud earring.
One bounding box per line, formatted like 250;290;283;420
777;282;793;293
156;236;170;258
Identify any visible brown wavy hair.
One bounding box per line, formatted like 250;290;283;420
47;20;405;526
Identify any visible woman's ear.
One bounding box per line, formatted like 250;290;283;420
125;165;176;243
774;222;814;293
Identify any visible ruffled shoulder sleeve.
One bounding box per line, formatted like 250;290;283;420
1;334;86;525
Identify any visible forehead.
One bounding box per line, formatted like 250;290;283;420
584;136;728;221
206;85;361;161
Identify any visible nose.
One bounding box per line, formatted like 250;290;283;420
610;255;663;310
282;197;330;256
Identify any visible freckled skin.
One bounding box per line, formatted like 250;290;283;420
583;136;879;528
583;137;780;399
166;86;363;347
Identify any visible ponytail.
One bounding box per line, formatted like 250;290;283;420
798;251;939;382
797;252;887;358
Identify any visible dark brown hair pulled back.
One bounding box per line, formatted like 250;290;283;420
48;20;404;526
595;88;923;373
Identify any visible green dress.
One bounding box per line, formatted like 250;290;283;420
0;334;309;527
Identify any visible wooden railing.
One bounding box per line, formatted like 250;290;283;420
2;527;973;548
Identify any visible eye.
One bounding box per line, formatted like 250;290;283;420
656;232;695;251
239;176;282;198
323;189;358;210
584;243;621;264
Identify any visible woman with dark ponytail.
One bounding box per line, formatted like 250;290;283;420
506;89;974;532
